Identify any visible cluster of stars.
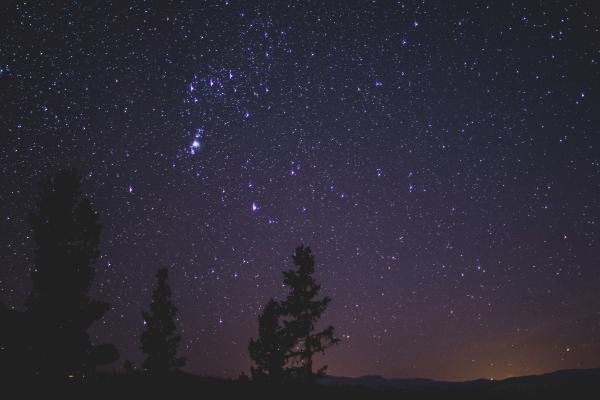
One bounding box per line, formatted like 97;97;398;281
0;0;599;382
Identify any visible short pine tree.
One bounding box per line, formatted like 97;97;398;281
140;268;186;373
248;299;292;382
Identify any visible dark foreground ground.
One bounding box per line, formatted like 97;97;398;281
7;368;600;399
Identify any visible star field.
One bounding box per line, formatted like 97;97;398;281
1;0;599;381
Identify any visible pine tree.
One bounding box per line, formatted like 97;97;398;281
281;245;340;381
248;299;291;382
140;268;186;374
26;168;118;378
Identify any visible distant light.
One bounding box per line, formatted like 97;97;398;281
127;185;133;193
252;202;259;212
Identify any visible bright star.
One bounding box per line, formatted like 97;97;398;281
190;136;201;154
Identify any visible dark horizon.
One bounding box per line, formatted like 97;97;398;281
1;0;599;383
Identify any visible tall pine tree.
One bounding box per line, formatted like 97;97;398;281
281;245;339;381
26;168;118;378
141;268;186;373
249;245;339;383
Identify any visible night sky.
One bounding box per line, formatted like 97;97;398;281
1;0;600;382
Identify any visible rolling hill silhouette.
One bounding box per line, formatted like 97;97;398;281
318;368;600;398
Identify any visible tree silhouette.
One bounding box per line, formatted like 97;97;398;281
249;245;339;383
248;299;292;382
0;302;28;377
123;359;135;374
281;245;340;382
25;168;118;378
140;268;186;374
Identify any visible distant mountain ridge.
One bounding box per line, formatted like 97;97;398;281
319;367;600;390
